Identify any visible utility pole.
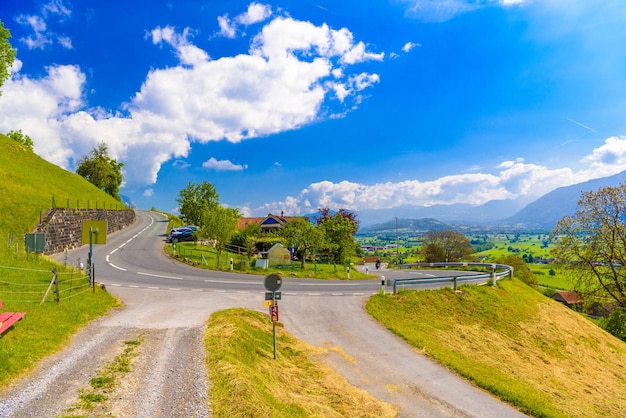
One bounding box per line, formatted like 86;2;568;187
395;216;399;264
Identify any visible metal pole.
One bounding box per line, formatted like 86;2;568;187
89;227;93;289
273;299;277;360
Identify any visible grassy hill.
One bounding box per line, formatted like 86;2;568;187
0;134;120;385
366;279;626;417
0;134;122;240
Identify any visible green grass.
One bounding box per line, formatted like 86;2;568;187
0;134;122;386
61;336;143;416
205;308;397;418
166;241;373;280
0;134;124;236
365;279;626;417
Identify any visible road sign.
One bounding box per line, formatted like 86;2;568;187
270;304;279;322
265;291;282;301
24;233;45;253
264;274;282;291
81;220;107;245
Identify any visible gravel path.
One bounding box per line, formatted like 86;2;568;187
0;285;255;418
0;316;211;417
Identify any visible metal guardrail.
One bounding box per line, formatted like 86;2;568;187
389;262;514;295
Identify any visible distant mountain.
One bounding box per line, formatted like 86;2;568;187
358;218;449;235
356;198;529;228
500;170;626;229
355;170;626;232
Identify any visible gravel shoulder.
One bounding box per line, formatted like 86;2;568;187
0;287;263;418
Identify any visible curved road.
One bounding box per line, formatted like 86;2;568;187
50;210;525;417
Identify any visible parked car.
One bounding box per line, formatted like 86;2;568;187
166;227;195;243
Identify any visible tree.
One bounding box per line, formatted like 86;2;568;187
420;229;474;263
6;129;34;150
0;19;16;95
176;181;219;226
280;217;324;268
76;142;124;200
552;184;626;308
203;206;239;268
230;222;261;259
496;255;538;287
315;208;359;264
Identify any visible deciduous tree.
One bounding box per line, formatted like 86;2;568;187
203;206;239;268
315;208;359;264
420;229;473;262
176;181;219;226
6;129;33;150
552;184;626;308
280;217;324;268
76;142;124;200
0;19;16;95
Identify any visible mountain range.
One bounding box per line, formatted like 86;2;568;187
357;170;626;232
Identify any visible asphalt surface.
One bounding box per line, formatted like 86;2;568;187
45;210;527;417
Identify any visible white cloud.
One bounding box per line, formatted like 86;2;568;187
0;10;381;188
581;136;626;176
236;3;272;25
202;158;248;171
250;143;626;216
143;188;154;197
218;2;272;38
402;0;527;22
217;15;237;38
43;0;71;17
16;1;73;49
402;41;420;52
149;26;209;66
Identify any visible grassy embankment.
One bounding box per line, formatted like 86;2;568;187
205;308;397;418
0;134;120;386
366;279;626;417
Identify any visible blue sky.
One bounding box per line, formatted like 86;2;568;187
2;0;626;223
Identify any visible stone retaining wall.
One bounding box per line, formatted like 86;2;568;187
34;208;136;254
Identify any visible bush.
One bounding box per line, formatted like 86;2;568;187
598;307;626;342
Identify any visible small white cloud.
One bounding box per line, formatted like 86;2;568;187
236;3;272;25
149;26;208;66
16;1;73;50
143;188;154;197
43;0;71;16
218;2;272;38
581;136;626;176
172;160;191;169
202;157;248;171
403;0;527;22
402;41;420;52
217;15;237;38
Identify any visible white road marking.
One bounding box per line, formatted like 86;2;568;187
137;272;183;280
298;282;360;286
204;279;262;285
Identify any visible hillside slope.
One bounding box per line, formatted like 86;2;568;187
500;170;626;229
0;134;122;237
366;279;626;417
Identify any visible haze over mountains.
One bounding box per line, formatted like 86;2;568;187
358;170;626;232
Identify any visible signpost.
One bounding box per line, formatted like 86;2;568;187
264;274;282;360
81;221;107;290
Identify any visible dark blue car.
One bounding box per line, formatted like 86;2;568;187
166;227;195;243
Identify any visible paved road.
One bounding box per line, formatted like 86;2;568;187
51;210;526;417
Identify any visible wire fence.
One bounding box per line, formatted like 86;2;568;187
0;264;91;304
